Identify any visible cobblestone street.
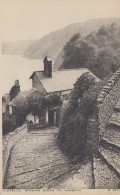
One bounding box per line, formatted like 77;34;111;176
3;125;120;189
4;127;93;189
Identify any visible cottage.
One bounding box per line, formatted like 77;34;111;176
8;88;44;124
29;57;99;126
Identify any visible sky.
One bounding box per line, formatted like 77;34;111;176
0;0;120;41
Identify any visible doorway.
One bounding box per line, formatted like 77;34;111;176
56;108;60;126
48;110;54;126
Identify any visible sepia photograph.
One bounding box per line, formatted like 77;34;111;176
1;0;120;192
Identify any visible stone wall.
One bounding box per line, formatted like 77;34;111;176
87;69;120;153
97;68;120;137
2;124;28;183
87;119;99;154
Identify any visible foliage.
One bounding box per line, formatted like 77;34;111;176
63;33;80;57
44;93;61;108
58;102;87;157
61;23;120;79
70;72;97;106
58;73;105;158
3;88;61;135
2;113;17;135
11;89;61;116
11;89;45;116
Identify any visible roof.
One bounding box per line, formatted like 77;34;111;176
30;68;100;93
9;88;44;106
29;71;45;79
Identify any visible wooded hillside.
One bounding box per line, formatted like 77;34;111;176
60;23;120;79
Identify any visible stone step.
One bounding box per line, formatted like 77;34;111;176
101;126;120;149
99;145;120;175
93;155;120;189
7;164;78;189
108;112;120;127
48;156;94;190
114;99;120;112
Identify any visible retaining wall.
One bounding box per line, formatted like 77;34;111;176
3;124;28;183
87;119;99;154
97;68;120;137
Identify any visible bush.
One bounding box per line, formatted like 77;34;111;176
15;111;26;127
2;114;17;135
58;73;105;158
58;105;87;157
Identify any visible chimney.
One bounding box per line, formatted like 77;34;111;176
43;56;52;78
15;80;20;93
10;80;20;101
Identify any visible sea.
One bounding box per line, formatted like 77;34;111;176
1;55;43;95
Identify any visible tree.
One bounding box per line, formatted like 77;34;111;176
63;33;80;58
61;23;120;79
97;25;109;36
3;88;61;135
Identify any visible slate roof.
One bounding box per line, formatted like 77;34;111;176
30;68;99;93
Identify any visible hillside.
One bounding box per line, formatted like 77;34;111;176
54;18;120;69
24;23;82;60
2;23;82;57
57;23;120;79
2;18;120;63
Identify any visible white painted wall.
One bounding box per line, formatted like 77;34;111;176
9;105;13;114
34;115;39;124
26;113;34;123
54;110;57;125
46;109;49;123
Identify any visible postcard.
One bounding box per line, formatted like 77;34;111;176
0;0;120;194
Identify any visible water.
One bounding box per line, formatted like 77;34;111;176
1;55;43;95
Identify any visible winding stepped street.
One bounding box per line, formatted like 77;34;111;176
4;127;94;189
3;98;120;189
